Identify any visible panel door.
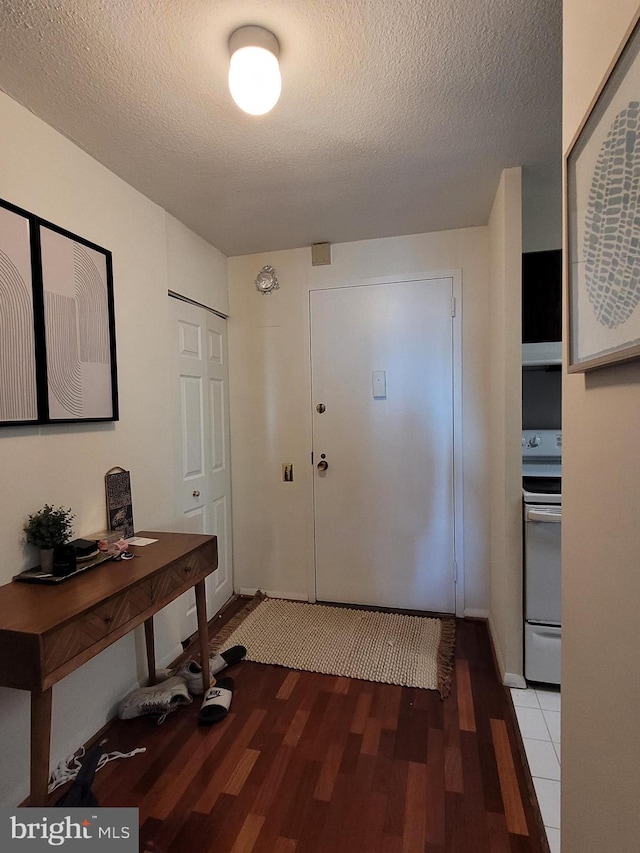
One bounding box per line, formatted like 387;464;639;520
311;278;456;613
171;296;233;634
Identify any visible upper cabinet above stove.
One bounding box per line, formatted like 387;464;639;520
522;249;562;367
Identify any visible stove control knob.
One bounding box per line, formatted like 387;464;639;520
521;435;527;447
529;434;541;448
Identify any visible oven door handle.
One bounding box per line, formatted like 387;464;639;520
527;508;562;523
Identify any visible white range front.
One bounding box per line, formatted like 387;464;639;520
522;430;562;685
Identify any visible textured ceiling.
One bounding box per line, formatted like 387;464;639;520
0;0;562;256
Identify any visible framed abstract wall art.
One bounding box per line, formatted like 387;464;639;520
567;15;640;371
0;198;118;425
39;222;118;421
0;200;39;425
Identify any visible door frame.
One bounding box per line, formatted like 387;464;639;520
307;270;465;617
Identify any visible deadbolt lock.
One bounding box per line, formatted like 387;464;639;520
316;403;326;414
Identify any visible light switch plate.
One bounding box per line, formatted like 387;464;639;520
372;370;386;398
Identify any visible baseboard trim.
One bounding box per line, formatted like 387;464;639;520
464;608;489;619
487;615;526;688
502;672;527;689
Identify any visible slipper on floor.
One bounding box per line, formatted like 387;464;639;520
209;644;246;677
198;677;234;726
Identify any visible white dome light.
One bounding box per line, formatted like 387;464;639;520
228;26;281;116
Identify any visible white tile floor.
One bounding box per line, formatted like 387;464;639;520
510;686;561;853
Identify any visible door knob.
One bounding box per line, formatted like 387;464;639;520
317;460;328;472
192;490;201;497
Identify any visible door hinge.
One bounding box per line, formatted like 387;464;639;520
451;296;456;317
452;560;458;583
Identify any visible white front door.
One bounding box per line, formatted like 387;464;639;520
310;278;458;614
171;296;233;636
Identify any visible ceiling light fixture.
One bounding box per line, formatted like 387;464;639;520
228;26;281;116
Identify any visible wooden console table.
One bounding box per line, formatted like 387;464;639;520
0;531;217;806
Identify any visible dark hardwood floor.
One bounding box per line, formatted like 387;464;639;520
60;599;548;853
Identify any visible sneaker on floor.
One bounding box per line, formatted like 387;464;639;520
118;676;192;723
156;644;246;692
156;659;215;696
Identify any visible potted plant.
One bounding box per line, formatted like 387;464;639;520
24;505;75;572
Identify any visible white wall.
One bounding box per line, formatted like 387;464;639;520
562;2;640;851
166;215;228;314
0;90;227;806
228;228;491;614
487;168;524;686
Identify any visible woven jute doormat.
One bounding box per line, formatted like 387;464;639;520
210;594;455;697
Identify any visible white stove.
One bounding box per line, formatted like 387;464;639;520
522;430;562;504
522;429;562;685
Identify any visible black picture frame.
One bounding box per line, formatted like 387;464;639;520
567;13;640;371
0;197;118;425
38;221;118;422
0;199;40;426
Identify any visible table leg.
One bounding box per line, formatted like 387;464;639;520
30;689;53;806
144;617;156;684
195;579;210;694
